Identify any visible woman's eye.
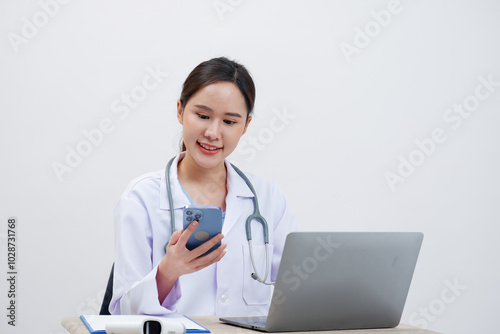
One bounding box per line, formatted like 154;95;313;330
197;113;209;120
224;120;236;125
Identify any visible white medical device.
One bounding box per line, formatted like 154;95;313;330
105;317;186;334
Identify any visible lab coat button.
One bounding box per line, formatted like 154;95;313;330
220;294;229;303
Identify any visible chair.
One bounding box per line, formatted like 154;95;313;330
99;263;114;315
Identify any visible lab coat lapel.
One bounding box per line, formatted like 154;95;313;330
222;162;254;236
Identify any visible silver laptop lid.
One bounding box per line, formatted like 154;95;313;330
265;232;423;332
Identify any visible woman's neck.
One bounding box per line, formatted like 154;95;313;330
177;153;227;209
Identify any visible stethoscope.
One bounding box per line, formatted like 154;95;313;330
165;157;274;285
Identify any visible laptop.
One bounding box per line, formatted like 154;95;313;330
220;232;423;332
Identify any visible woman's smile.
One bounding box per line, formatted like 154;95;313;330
197;141;223;154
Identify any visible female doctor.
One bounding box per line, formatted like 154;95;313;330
109;57;299;316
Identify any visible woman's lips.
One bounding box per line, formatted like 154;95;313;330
197;141;222;154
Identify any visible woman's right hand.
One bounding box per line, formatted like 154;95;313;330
156;221;226;302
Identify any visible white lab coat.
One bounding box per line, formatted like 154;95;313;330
109;153;299;316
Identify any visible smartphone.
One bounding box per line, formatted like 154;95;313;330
182;205;223;255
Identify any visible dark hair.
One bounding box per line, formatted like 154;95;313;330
179;57;256;151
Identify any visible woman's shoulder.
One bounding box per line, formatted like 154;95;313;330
245;171;278;188
120;170;164;199
228;163;286;199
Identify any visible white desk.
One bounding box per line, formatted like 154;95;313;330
61;316;442;334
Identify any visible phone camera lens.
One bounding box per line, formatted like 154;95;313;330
186;210;193;215
186;216;193;222
194;213;202;219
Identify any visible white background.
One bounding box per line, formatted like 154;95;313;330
1;1;499;334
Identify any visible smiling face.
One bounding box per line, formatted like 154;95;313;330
177;81;252;170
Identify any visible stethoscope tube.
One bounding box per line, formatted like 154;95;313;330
231;164;274;285
165;157;177;236
164;156;274;285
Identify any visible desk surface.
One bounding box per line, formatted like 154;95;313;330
61;316;441;334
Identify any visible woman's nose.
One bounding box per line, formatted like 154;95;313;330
204;121;221;140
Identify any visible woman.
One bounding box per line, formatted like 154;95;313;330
110;57;299;316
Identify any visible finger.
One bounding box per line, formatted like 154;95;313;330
192;243;227;270
184;239;225;273
177;221;198;246
211;243;227;262
193;241;227;265
190;233;224;258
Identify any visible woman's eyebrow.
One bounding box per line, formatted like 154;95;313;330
193;104;243;118
194;104;213;112
225;112;243;118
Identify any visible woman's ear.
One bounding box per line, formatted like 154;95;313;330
177;100;183;124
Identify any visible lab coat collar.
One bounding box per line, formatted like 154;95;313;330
225;162;255;199
159;153;255;212
223;161;255;235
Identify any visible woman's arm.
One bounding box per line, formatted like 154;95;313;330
110;195;169;315
156;221;227;303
